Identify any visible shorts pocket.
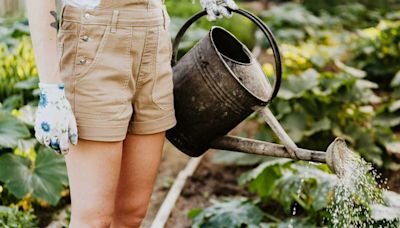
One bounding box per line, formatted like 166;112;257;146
74;26;133;118
74;25;110;80
151;26;174;110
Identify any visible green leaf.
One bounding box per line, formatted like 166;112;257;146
374;112;400;128
281;111;308;142
238;158;291;186
211;150;272;166
0;111;30;148
388;100;400;113
13;77;39;90
0;146;68;205
303;117;331;137
334;59;366;78
391;71;400;87
187;208;203;220
385;141;400;155
17;105;36;126
16;138;37;152
278;69;319;100
191;198;264;228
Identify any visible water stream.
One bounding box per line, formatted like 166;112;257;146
326;145;394;227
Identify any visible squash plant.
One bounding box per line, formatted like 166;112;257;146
0;106;68;207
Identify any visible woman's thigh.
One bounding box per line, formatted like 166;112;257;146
64;139;123;219
114;132;165;215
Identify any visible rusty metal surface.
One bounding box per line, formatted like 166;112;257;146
166;27;270;157
210;135;327;163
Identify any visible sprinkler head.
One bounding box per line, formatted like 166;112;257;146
326;137;353;177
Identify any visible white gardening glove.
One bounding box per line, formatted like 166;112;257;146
200;0;239;21
34;82;78;155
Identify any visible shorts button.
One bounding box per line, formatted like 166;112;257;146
79;58;87;64
82;35;89;42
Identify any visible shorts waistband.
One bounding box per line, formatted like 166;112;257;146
61;4;167;27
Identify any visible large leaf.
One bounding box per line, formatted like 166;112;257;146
0;111;30;148
239;159;292;199
278;69;319;100
191;198;264;228
0;146;68;205
271;164;337;213
390;71;400;88
238;158;291;186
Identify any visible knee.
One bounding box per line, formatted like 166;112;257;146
70;205;114;228
113;200;149;227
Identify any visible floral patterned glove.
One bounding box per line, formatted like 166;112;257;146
200;0;239;21
34;82;78;155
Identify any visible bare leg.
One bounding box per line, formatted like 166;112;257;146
65;139;123;228
111;132;165;228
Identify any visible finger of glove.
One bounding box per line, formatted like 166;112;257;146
68;115;78;145
42;134;52;147
206;8;217;21
49;135;62;154
40;134;56;152
219;6;232;18
59;130;69;155
225;0;239;10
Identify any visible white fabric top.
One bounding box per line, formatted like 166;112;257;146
63;0;101;9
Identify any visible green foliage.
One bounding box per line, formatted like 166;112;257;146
0;111;30;148
239;160;336;222
0;146;68;206
166;0;257;51
0;19;30;47
259;3;324;43
263;54;396;168
351;20;400;89
0;38;38;108
0;206;38;228
190;198;265;228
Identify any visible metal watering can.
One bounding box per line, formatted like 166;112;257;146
166;9;349;176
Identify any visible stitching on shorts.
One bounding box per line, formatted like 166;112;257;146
136;27;149;89
115;26;135;120
125;26;134;91
75;25;111;81
152;27;159;91
72;22;81;115
151;26;167;110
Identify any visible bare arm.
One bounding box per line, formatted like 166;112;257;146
26;0;61;84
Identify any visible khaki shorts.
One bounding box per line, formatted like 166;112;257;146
56;1;177;141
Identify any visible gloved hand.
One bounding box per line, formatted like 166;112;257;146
34;82;78;155
200;0;239;21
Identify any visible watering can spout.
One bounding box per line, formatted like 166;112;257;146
210;106;352;177
326;137;353;177
210;135;351;177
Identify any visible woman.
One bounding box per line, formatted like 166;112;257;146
26;0;237;227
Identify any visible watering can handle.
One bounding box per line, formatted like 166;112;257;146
171;9;282;103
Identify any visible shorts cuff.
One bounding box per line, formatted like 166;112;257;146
78;124;128;142
128;111;177;135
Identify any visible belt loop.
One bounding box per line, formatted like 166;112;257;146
110;9;119;33
58;4;67;31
